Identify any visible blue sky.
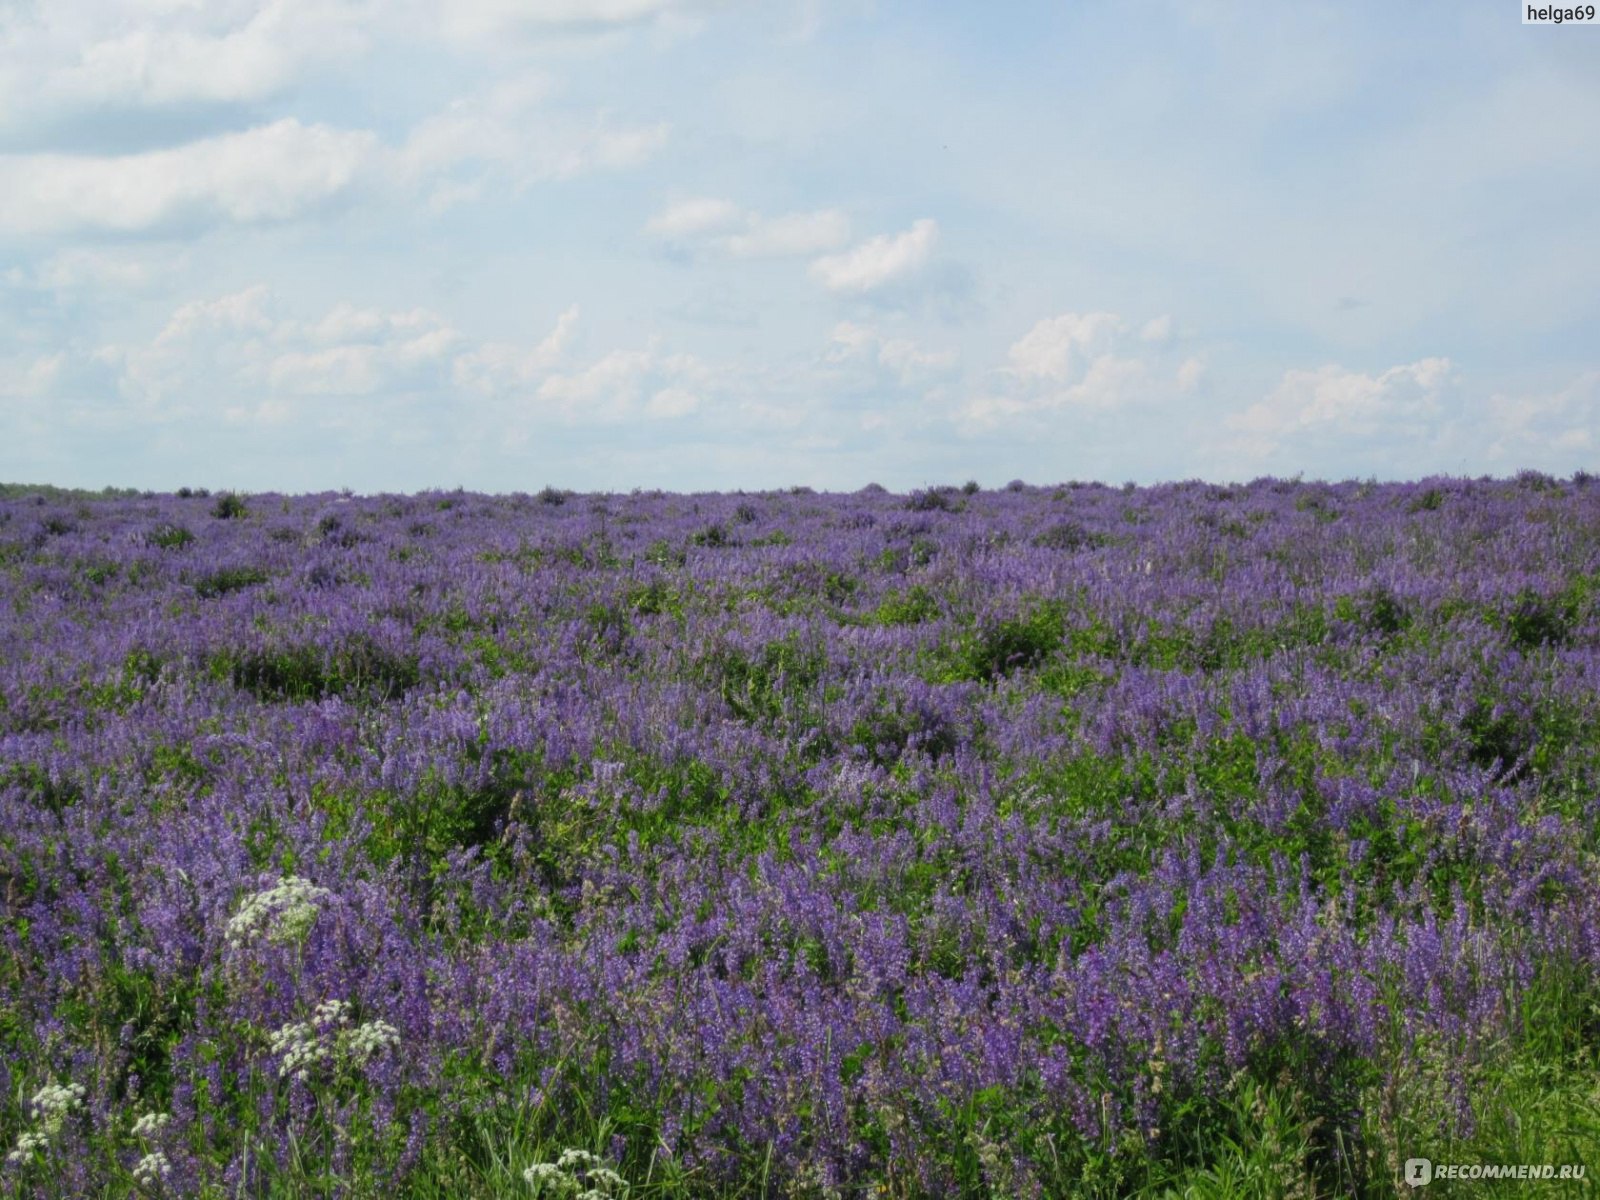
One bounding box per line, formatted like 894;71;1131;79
1;0;1596;493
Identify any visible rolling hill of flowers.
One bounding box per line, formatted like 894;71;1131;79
2;477;1598;1198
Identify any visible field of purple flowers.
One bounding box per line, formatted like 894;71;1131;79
2;476;1599;1198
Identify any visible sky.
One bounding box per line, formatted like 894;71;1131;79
1;0;1597;494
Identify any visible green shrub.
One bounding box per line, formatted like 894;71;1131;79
212;492;248;519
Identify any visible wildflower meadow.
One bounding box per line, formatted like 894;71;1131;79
2;476;1598;1197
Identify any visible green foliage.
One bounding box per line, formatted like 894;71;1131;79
1032;520;1108;551
1154;1074;1335;1200
691;523;732;548
627;578;683;617
212;492;249;520
848;694;958;766
192;565;270;598
0;482;141;502
941;601;1067;682
906;488;961;513
874;584;939;626
212;635;422;702
644;538;687;568
1333;587;1410;638
146;522;196;550
1358;961;1600;1198
1501;585;1589;650
712;635;826;729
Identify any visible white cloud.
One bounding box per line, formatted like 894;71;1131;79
958;310;1180;429
453;307;581;394
725;209;851;257
1232;357;1451;438
647;197;851;258
1176;355;1205;392
156;286;278;344
808;218;937;293
826;321;956;387
646;197;746;238
1210;356;1455;472
401;78;669;205
0;353;69;401
0;75;671;236
59;3;369;108
1140;314;1174;343
0;0;705;131
88;287;476;427
24;287;731;447
268;308;461;395
1483;371;1600;466
6;247;171;295
0;119;377;235
1005;312;1122;382
646;385;701;418
0;0;372;129
536;340;713;422
436;0;717;40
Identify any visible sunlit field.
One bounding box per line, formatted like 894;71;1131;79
3;477;1598;1198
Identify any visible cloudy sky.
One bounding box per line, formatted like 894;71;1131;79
1;0;1596;493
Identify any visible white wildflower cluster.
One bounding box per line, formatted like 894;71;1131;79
313;998;351;1025
342;1017;401;1066
267;999;400;1082
6;1081;85;1164
6;1130;49;1164
131;1111;172;1139
28;1082;84;1130
522;1148;629;1199
226;875;330;948
132;1150;172;1185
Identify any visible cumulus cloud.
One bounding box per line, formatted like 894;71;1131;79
1232;357;1451;439
1140;314;1174;343
647;197;850;258
155;286;278;345
536;340;714;423
725;209;852;258
0;0;708;135
5;247;172;296
1005;312;1122;382
956;310;1187;430
826;321;957;387
22;285;735;444
808;218;938;293
1211;357;1455;473
0;76;670;236
436;0;719;40
96;287;469;424
0;353;70;401
0;119;378;235
57;6;367;109
0;4;673;237
1483;371;1600;467
270;311;461;395
1176;355;1205;392
401;77;668;206
453;307;581;394
0;0;372;134
646;197;746;239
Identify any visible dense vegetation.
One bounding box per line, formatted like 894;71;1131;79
1;476;1598;1197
